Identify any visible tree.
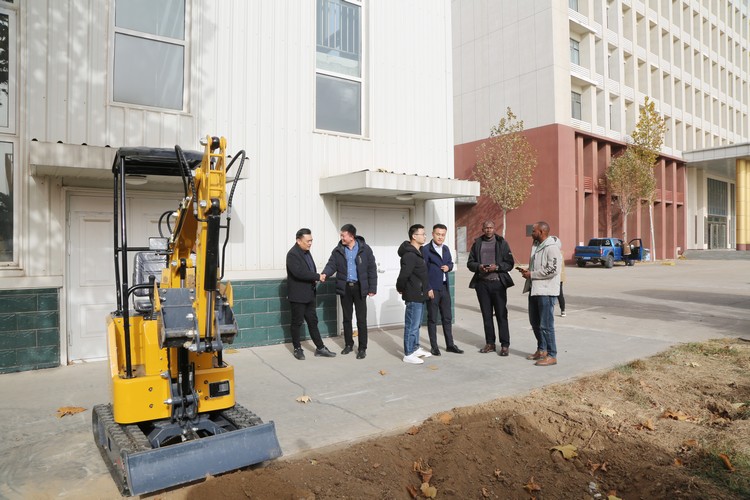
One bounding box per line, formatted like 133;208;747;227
606;97;666;258
473;108;537;237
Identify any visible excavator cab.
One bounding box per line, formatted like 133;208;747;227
92;138;281;496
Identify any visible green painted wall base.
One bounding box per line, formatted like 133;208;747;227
0;288;60;374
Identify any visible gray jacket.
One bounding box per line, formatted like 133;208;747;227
528;236;562;296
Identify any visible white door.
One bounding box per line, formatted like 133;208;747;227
341;206;410;328
67;194;178;361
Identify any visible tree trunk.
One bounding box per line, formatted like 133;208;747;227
649;203;656;261
502;209;507;238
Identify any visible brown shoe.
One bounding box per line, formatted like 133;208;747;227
526;350;546;360
535;356;557;366
499;346;509;357
479;343;496;353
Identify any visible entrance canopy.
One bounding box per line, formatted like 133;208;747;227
319;169;479;200
683;143;750;178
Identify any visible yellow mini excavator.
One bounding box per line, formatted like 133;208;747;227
92;137;281;496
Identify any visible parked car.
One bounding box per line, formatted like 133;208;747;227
574;237;645;268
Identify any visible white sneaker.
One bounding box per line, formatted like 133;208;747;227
561;311;566;317
415;347;432;358
403;353;424;364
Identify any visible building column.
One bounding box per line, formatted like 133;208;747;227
738;159;749;251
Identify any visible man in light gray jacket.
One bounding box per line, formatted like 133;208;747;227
519;221;562;366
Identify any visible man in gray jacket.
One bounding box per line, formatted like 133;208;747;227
519;221;562;366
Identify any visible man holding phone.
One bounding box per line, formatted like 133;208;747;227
466;220;515;356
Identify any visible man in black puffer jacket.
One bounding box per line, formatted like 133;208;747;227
396;224;434;365
321;224;378;359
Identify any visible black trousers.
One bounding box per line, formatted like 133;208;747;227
474;280;510;347
290;300;324;350
427;282;454;348
558;282;565;312
341;281;368;350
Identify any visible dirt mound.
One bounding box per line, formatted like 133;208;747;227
174;338;750;499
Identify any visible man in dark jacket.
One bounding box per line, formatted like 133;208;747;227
466;220;515;356
396;224;434;364
321;224;377;359
423;224;463;355
285;228;336;360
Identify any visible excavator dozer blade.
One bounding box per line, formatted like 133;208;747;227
93;404;282;496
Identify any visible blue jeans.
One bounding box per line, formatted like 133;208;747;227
403;301;424;356
528;295;557;358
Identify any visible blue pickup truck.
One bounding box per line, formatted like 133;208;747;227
574;237;645;268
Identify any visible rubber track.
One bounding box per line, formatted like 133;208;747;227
220;403;264;429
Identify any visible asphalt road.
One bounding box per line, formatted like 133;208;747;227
1;257;748;499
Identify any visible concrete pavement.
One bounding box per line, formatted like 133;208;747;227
1;258;749;499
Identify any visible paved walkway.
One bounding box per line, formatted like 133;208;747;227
1;259;749;499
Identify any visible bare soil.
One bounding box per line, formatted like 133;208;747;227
167;338;750;500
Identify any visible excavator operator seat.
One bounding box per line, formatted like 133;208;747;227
132;252;165;313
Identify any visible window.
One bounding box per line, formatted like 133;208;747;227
113;0;186;110
0;6;16;132
569;0;579;11
316;0;363;135
571;91;582;119
0;141;13;263
570;38;580;65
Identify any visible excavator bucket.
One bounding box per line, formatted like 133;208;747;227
93;403;282;496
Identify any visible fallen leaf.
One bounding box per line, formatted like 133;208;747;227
309;459;317;465
428;365;438;370
494;468;502;478
718;453;735;472
523;476;542;492
674;458;683;466
405;484;419;498
379;370;387;376
636;419;655;431
481;487;490;497
661;409;689;421
56;406;85;418
599;407;616;417
550;444;578;459
587;460;608;472
223;348;238;354
420;482;437;498
406;426;421;435
608;494;622;500
437;412;453;424
295;395;312;404
689;361;700;367
683;439;698;448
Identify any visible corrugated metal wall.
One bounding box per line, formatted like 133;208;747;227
22;0;454;275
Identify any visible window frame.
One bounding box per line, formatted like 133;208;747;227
569;38;580;65
109;0;190;113
314;0;367;138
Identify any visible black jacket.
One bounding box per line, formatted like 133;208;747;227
322;236;378;298
466;234;515;289
396;241;430;302
286;244;320;303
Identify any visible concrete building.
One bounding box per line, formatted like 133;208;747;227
0;0;478;373
452;0;750;259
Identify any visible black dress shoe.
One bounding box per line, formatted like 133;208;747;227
341;345;354;355
446;345;464;354
430;347;441;356
315;346;336;357
293;348;305;360
356;349;366;359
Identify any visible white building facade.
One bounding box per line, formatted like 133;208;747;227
0;0;477;372
452;0;750;258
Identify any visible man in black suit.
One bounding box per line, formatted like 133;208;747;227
285;228;336;360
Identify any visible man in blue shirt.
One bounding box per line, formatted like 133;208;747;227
322;224;378;359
